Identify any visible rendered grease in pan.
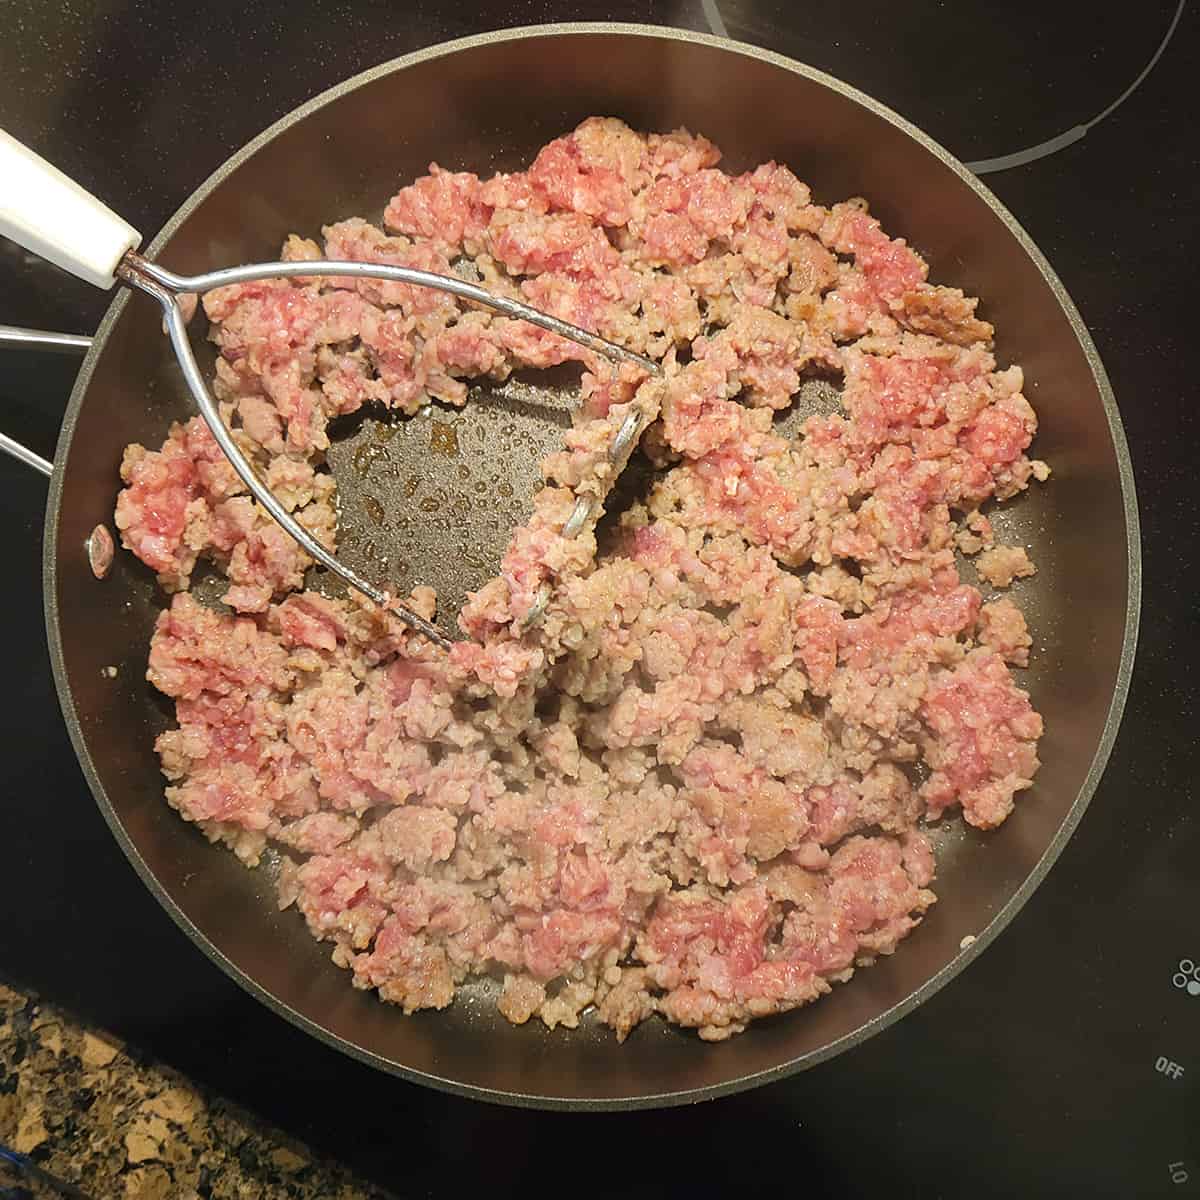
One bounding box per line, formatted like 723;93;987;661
111;118;1049;1043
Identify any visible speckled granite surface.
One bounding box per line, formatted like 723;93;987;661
0;982;396;1200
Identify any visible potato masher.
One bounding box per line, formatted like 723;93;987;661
0;128;660;648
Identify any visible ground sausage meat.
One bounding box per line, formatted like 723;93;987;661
88;524;115;580
976;543;1037;589
115;118;1047;1042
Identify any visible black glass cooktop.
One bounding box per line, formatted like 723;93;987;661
1;3;1196;1196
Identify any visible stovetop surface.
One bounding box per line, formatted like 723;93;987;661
1;3;1197;1196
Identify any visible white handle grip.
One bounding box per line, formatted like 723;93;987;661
0;128;141;289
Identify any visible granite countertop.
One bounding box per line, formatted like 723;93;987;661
0;982;396;1200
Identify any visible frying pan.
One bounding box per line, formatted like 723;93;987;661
19;23;1138;1108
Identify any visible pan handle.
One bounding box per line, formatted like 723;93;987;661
0;430;53;478
0;324;92;354
0;326;92;476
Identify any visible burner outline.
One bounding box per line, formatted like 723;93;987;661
699;0;1186;175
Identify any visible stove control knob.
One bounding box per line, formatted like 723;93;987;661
1171;958;1200;997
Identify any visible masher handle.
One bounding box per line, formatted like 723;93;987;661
0;127;141;289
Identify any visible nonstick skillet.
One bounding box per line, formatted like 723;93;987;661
13;24;1138;1108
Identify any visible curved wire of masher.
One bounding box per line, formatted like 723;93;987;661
519;374;645;631
116;251;660;649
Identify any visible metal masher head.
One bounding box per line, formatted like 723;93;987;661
0;126;661;646
117;253;660;648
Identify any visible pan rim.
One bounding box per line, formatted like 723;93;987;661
43;21;1142;1111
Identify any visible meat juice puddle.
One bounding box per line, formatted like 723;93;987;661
324;373;574;623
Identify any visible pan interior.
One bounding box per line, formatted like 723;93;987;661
324;373;845;631
46;26;1135;1107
